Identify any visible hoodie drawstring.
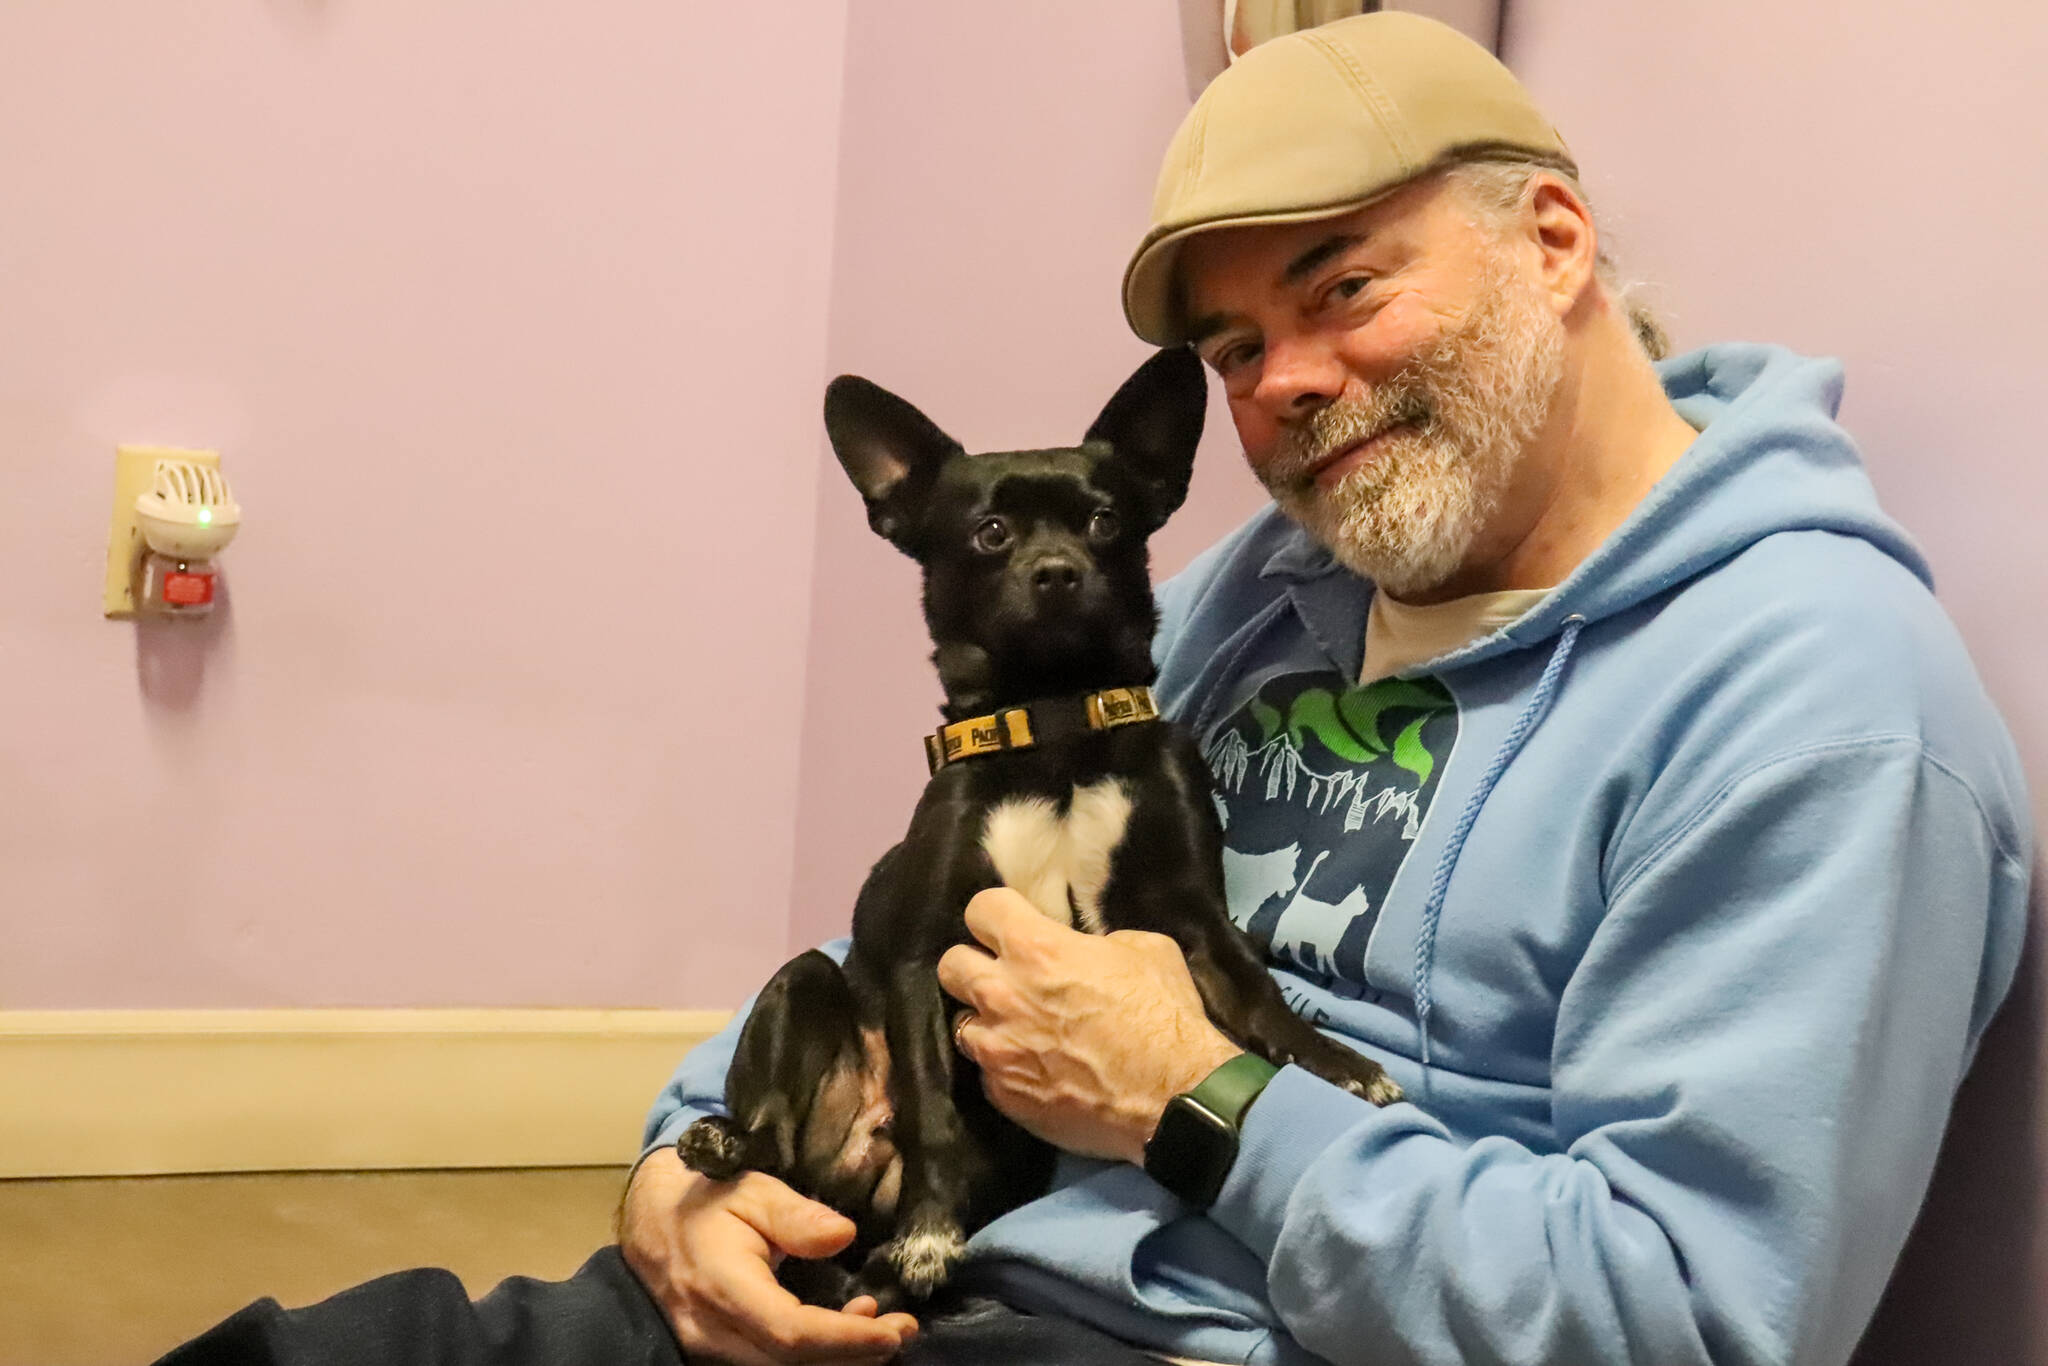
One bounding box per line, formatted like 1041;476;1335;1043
1412;615;1586;1072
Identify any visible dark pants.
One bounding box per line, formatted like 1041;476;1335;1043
155;1247;1164;1366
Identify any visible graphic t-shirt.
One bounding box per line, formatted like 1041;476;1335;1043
1203;588;1547;996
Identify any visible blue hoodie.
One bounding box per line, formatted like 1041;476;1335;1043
644;345;2032;1366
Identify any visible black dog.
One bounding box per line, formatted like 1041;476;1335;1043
680;348;1398;1311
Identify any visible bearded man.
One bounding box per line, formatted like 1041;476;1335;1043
618;13;2033;1366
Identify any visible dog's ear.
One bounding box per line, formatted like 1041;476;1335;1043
825;375;962;549
1083;347;1207;528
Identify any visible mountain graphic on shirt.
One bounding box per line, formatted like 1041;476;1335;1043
1204;673;1458;990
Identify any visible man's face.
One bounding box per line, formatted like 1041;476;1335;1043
1179;175;1567;599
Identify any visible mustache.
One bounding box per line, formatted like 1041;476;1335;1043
1264;386;1434;489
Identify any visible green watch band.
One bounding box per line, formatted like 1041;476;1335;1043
1142;1052;1280;1209
1187;1051;1279;1126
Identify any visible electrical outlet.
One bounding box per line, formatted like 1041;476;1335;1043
104;445;218;618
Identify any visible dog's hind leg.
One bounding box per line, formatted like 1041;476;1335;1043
674;1113;755;1182
678;949;867;1189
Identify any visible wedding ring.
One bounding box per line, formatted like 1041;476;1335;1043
951;1009;977;1055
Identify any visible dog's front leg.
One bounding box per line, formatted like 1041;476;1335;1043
856;960;999;1309
1134;875;1403;1106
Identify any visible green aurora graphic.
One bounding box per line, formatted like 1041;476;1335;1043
1206;673;1458;987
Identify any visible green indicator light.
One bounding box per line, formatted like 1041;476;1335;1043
198;508;213;525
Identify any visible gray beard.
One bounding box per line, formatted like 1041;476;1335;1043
1259;263;1566;599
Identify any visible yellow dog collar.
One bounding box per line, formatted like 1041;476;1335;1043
924;686;1160;774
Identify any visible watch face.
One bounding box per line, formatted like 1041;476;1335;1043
1145;1095;1240;1209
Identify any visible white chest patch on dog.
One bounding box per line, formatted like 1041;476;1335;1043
980;779;1133;933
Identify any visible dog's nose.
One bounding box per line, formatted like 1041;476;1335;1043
1031;559;1083;597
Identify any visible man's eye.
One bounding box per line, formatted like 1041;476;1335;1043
972;517;1013;554
1326;275;1371;305
1212;340;1262;375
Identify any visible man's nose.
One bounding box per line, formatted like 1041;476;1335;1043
1251;332;1346;421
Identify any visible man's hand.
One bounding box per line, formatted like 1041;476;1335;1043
618;1146;918;1365
937;888;1241;1165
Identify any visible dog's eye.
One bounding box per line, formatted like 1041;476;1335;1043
971;517;1013;554
1087;509;1121;544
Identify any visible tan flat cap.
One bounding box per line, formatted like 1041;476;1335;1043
1123;11;1575;344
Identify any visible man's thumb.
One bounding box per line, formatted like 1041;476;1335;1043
744;1180;857;1258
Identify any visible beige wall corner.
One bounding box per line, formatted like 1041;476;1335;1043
0;1009;731;1178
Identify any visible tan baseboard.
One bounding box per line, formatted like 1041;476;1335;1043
0;1009;731;1179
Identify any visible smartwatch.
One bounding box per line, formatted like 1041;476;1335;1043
1142;1052;1279;1209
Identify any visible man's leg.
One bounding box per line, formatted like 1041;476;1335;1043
153;1246;682;1366
899;1295;1171;1366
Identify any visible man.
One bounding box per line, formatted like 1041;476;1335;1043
624;12;2029;1366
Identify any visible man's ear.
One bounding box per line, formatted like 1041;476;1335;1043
1083;348;1207;527
824;375;962;549
1527;175;1599;319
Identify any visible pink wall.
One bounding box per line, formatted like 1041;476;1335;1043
6;0;2040;1149
783;1;1267;953
4;10;2042;1345
0;3;848;1007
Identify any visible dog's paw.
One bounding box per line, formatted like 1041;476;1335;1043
1340;1071;1404;1106
883;1218;966;1299
1298;1049;1403;1107
676;1116;748;1180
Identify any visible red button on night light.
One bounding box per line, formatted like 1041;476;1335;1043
163;572;215;606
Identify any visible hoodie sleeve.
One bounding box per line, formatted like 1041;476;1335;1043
1208;737;2028;1366
639;937;855;1160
